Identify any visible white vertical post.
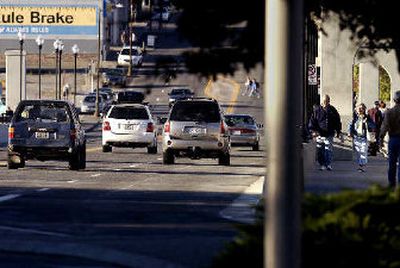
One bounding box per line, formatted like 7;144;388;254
265;0;303;267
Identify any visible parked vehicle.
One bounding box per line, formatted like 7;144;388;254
102;68;127;87
224;114;260;151
162;98;230;165
102;104;157;154
80;93;107;114
117;46;143;67
168;88;194;107
115;91;145;104
7;100;86;170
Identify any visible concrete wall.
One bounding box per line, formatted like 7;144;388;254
359;62;379;108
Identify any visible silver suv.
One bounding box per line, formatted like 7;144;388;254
162;98;230;165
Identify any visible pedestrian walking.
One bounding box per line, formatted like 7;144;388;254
367;101;383;156
248;78;260;98
308;94;342;171
242;76;252;96
379;100;388;118
349;103;375;172
62;83;70;100
380;91;400;188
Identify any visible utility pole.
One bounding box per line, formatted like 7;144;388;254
94;1;102;117
128;0;134;76
265;0;303;268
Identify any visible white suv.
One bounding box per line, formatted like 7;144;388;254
102;104;157;154
117;46;143;67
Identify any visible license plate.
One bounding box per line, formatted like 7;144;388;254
232;130;241;135
185;127;206;135
35;132;49;139
124;124;137;130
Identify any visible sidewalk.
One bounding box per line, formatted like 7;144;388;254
305;153;388;194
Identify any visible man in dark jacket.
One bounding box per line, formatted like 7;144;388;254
309;94;342;171
368;101;383;156
380;91;400;188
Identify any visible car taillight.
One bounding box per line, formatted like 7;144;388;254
220;121;226;134
103;121;111;131
70;129;77;141
146;122;154;132
8;127;14;139
164;121;170;133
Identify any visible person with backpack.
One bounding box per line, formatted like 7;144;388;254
309;94;342;171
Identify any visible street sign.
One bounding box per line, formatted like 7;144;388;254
308;64;318;85
147;35;155;48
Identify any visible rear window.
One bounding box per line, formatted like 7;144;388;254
170;101;221;122
109;107;149;120
225;115;255;126
84;95;104;102
117;92;144;103
121;49;140;56
16;103;70;123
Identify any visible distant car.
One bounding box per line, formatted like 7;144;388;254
102;104;157;154
102;68;126;87
7;100;86;170
152;7;171;22
224;114;260;151
168;88;194;107
115;91;145;104
80;94;107;114
162;98;230;165
117;46;143;67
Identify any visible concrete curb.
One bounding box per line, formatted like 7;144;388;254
219;176;265;224
0;239;186;268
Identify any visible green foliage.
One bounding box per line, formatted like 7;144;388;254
379;66;391;103
212;186;400;268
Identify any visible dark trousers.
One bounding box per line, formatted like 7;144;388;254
388;136;400;186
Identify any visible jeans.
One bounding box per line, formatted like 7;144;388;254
388;136;400;186
316;136;333;166
354;136;368;166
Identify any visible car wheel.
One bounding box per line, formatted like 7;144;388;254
147;145;157;154
218;153;230;166
163;151;174;164
102;145;112;153
7;154;24;169
252;142;259;151
79;143;86;170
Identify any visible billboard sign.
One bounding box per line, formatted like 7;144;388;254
0;5;98;37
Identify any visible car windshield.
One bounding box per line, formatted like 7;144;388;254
225;115;255;126
170;102;221;122
109;107;149;120
121;48;140;56
105;69;124;76
16;103;70;123
171;89;191;95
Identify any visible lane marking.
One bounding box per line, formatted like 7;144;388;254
90;174;101;178
204;78;214;98
67;180;78;183
0;194;21;203
129;164;138;168
86;147;101;153
220;175;265;224
0;225;70;237
223;77;241;114
36;188;50;192
0;161;7;167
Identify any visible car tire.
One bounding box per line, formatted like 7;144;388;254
69;147;82;170
252;142;259;151
147;145;157;154
79;143;86;170
7;154;24;169
218;153;230;166
163;151;174;164
102;145;112;153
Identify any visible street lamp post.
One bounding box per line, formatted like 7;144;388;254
17;30;25;101
53;39;60;99
72;44;80;105
35;35;44;99
127;0;134;77
58;41;64;100
95;5;102;117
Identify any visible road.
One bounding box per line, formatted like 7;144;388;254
0;10;266;267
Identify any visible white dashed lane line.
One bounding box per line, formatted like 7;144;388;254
0;194;21;203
